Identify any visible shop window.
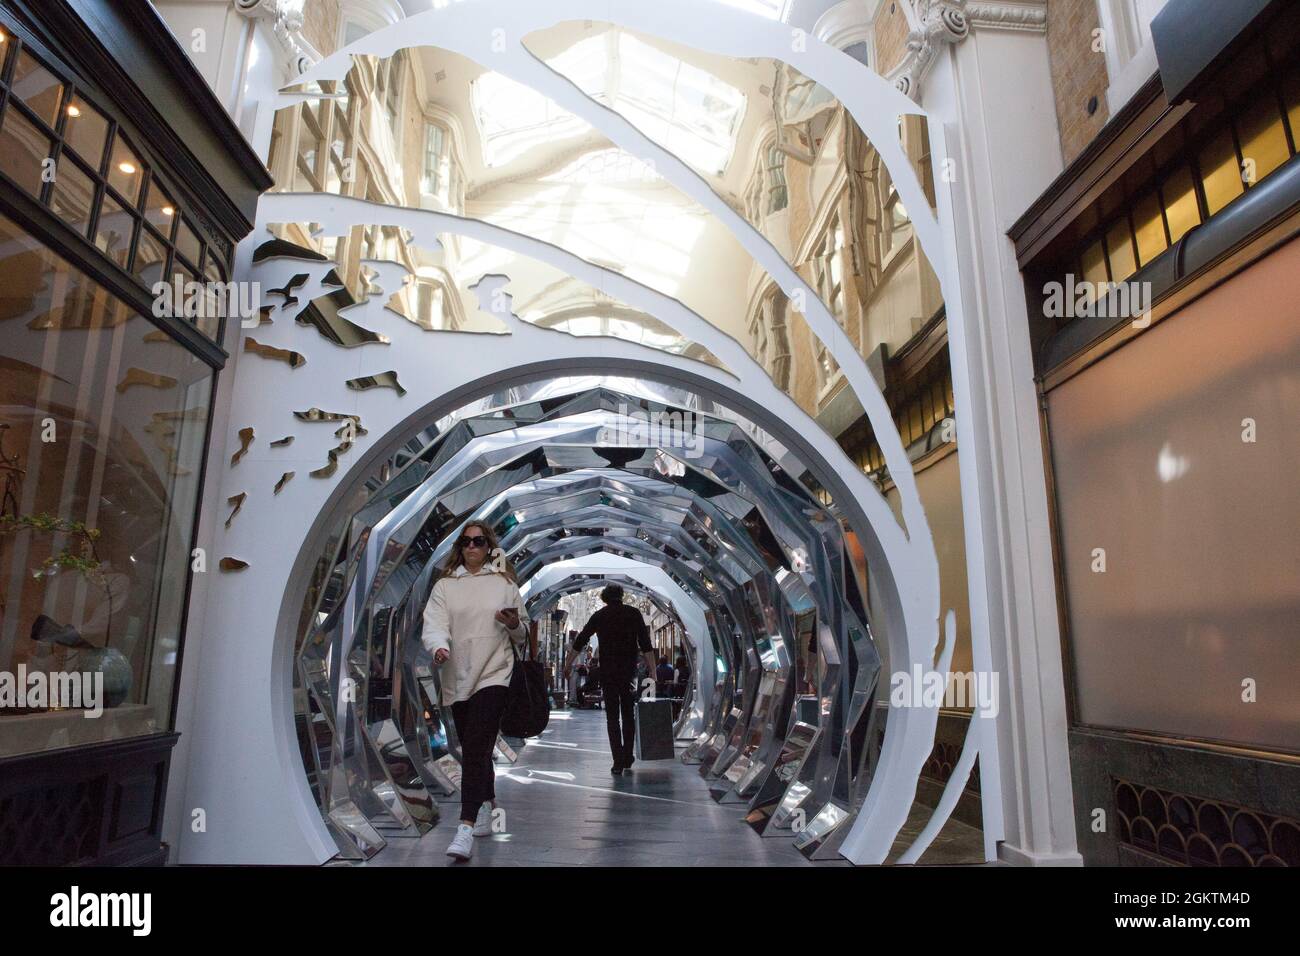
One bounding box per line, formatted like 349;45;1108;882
1161;166;1201;244
1197;127;1243;216
1237;95;1290;183
62;95;107;167
1104;218;1137;283
10;48;62;126
0;105;49;198
1131;192;1167;266
94;190;133;268
143;178;177;237
0;31;229;341
0;212;213;759
106;133;143;204
1048;62;1300;336
1046;244;1300;752
1284;72;1300;144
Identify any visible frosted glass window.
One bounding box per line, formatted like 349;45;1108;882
1131;192;1168;267
1161;167;1200;244
1047;238;1300;753
1198;128;1243;216
1079;238;1108;307
1236;97;1290;184
1105;219;1137;282
1284;73;1300;148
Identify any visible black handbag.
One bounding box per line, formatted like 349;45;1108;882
501;639;550;738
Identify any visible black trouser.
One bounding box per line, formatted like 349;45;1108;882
601;674;637;768
451;683;509;823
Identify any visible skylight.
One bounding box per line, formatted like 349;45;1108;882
473;30;748;174
471;72;590;168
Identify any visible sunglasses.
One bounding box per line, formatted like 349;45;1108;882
458;534;489;549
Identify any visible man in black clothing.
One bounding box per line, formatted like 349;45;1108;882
565;584;655;774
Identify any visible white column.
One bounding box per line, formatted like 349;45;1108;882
920;7;1084;864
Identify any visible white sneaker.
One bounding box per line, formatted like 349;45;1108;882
446;823;474;861
473;803;495;837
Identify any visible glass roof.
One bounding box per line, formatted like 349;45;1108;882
472;31;747;174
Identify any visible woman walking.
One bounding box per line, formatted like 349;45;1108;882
421;522;529;861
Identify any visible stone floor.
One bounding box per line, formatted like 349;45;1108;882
365;708;821;867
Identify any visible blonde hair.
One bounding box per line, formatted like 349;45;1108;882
442;521;517;583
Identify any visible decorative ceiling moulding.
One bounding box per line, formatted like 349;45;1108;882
233;0;321;77
888;0;1046;101
963;1;1048;32
189;0;998;868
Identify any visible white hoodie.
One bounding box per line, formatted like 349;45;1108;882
420;564;529;706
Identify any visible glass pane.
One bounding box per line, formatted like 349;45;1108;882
134;224;168;287
204;249;226;283
62;95;108;168
1198;127;1243;216
1131;192;1168;267
142;177;178;236
1080;238;1108;298
95;191;134;267
1104;219;1137;282
1047;238;1300;752
1236;96;1290;184
0;212;212;759
170;258;218;338
1284;73;1300;150
50;154;96;237
0;105;52;198
107;133;144;205
175;216;202;266
1161;166;1201;244
11;49;62;127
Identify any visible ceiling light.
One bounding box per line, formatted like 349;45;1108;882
66;104;81;117
118;162;137;175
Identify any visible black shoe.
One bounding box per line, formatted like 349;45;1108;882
611;764;624;775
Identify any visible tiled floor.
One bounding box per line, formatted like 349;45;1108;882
365;708;818;867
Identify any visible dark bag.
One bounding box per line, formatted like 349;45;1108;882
501;640;550;738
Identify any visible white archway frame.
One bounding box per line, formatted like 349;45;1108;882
180;0;1001;865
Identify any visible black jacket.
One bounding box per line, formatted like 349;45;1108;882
573;603;652;679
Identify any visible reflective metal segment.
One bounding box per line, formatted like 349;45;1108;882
286;375;882;857
267;45;864;424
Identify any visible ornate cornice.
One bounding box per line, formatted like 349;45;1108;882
889;0;968;101
888;0;1046;101
233;0;318;77
964;1;1048;32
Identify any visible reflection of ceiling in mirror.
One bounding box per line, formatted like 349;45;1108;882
487;31;748;174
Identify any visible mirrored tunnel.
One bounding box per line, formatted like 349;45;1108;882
292;375;890;863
